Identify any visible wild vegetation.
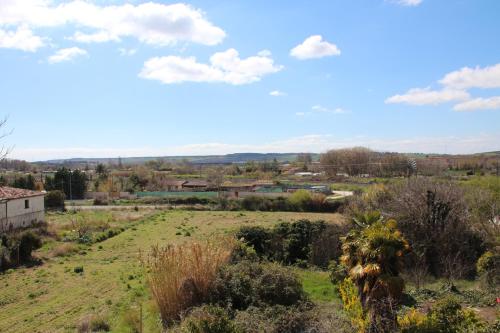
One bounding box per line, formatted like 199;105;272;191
0;147;498;332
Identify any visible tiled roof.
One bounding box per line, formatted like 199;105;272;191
164;180;187;186
0;187;45;200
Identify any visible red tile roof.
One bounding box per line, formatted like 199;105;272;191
0;187;45;200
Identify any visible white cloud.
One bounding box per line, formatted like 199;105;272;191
118;47;137;56
387;62;500;111
385;87;470;105
0;1;225;50
295;112;306;116
439;63;500;90
392;0;423;6
10;133;500;161
453;96;500;112
139;48;283;85
69;30;120;43
270;90;286;97
48;47;88;64
290;35;341;60
0;25;44;52
312;105;349;114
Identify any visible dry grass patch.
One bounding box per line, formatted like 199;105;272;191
143;237;235;326
50;242;79;257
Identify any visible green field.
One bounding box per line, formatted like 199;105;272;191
0;210;343;333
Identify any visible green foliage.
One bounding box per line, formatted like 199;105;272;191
233;304;315;333
182;306;241;333
210;262;306;310
12;174;36;190
44;190;66;209
399;297;491;333
338;277;367;333
288;190;312;209
1;231;43;270
236;220;341;266
329;260;348;285
340;213;409;332
476;250;499;288
46;167;87;199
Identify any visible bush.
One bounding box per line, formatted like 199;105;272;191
17;231;42;262
143;238;235;326
93;198;109;206
74;266;84;274
426;297;487;333
0;231;43;270
182;305;240;333
44;190;66;210
349;178;486;279
288;190;312;211
236;220;338;266
476;250;499;288
233;304;314;333
210;261;306;310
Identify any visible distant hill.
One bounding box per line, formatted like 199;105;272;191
36;153;321;165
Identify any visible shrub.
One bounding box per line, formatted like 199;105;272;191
89;316;111;332
143;238;235;326
235;226;271;255
233;304;314;333
44;190;66;210
426;297;487;333
339;278;367;333
93;198;108;206
210;261;306;310
17;231;42;262
329;260;348;285
182;305;240;333
476;250;499;288
74;266;84;274
236;220;334;266
288;190;312;211
376;179;485;279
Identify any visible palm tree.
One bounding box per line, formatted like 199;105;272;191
341;211;410;332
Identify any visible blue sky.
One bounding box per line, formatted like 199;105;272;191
1;0;499;161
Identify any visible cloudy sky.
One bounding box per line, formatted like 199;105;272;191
1;0;499;161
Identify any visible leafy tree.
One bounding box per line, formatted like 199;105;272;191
95;163;108;179
44;190;66;210
52;167;87;199
341;212;409;332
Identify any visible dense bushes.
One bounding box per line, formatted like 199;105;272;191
346;179;486;279
476;250;499;288
399;297;492;333
0;231;42;270
236;220;345;267
44;190;65;210
210;262;306;310
239;193;343;212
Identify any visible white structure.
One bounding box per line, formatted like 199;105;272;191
0;187;45;232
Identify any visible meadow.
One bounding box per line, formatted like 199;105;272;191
0;209;343;332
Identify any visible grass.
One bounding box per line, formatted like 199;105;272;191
295;268;338;303
0;210;344;333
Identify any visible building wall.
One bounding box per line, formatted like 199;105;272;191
0;196;45;231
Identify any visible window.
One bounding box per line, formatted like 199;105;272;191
25;199;30;209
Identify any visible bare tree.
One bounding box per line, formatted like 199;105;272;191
0;117;12;160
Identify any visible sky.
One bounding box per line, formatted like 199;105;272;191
1;0;500;161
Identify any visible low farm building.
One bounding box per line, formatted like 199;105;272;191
0;187;45;232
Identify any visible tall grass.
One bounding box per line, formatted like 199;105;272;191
143;237;235;326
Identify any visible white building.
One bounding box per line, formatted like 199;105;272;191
0;187;45;232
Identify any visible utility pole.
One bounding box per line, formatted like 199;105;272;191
69;169;72;202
